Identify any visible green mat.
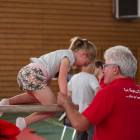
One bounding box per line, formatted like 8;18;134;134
1;112;76;140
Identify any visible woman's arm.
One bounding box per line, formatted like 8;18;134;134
58;57;70;95
95;87;101;95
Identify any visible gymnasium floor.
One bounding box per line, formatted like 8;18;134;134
1;112;76;140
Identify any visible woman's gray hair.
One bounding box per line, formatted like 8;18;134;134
104;45;137;78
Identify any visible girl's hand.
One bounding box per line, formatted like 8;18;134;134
57;91;72;108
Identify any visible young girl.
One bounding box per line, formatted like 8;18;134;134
0;36;97;132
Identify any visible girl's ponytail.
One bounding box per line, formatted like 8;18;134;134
69;36;97;61
69;37;82;51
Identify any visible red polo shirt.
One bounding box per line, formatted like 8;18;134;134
98;76;107;88
82;78;140;140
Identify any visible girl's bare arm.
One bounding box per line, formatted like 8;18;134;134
58;57;70;95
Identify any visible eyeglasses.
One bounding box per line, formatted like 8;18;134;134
102;64;116;69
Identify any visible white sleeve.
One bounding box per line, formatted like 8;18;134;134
90;76;100;90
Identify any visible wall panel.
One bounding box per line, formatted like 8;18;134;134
0;0;140;101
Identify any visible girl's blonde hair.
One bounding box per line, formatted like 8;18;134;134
69;36;97;60
84;62;95;74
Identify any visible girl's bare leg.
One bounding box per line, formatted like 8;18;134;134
24;87;57;126
9;92;39;105
0;92;39;118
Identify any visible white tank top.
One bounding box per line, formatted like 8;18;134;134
30;50;75;80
